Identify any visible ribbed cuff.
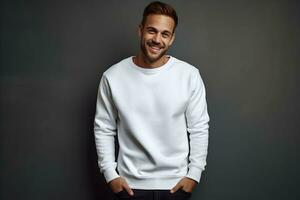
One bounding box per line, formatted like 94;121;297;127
185;166;203;183
103;168;120;183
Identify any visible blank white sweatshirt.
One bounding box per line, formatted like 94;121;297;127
94;55;209;189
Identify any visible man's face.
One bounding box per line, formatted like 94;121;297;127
139;14;175;63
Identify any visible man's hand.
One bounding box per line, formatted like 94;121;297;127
108;176;134;196
170;177;197;193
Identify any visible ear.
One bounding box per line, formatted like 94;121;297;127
138;24;143;38
169;32;176;46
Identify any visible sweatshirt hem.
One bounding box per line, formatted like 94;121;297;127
124;176;185;190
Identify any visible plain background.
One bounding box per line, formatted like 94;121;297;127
1;0;299;200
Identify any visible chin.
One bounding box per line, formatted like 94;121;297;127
140;43;167;63
145;54;163;63
146;50;166;63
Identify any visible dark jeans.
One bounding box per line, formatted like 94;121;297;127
114;189;192;200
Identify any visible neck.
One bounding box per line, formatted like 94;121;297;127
134;53;169;69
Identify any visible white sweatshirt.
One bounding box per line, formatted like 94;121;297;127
94;55;209;189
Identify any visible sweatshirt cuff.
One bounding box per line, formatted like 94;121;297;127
103;168;120;183
185;166;203;183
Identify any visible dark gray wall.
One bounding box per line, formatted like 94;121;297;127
1;0;299;200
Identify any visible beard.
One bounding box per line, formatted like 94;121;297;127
140;39;169;63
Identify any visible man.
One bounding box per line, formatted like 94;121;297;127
94;1;209;200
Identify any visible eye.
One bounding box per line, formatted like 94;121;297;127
162;33;170;38
147;29;155;34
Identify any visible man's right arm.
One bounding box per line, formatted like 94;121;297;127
94;74;134;196
94;74;120;183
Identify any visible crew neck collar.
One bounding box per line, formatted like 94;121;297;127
129;55;174;74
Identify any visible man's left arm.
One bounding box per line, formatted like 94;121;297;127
171;68;210;193
185;68;210;183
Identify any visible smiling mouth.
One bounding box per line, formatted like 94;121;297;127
148;44;162;52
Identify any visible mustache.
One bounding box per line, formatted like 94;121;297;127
147;41;165;48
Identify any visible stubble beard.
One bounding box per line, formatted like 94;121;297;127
140;39;168;63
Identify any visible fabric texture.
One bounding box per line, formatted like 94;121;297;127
94;55;209;189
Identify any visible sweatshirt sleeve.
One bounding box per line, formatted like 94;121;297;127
94;74;120;183
185;69;210;183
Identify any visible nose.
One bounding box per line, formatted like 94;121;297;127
152;33;162;44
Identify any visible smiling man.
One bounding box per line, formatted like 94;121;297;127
94;1;209;200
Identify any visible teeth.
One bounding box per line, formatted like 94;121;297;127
150;46;160;50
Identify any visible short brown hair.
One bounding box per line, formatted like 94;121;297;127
141;1;178;32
